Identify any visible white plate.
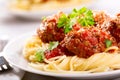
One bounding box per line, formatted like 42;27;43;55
8;0;95;20
3;32;120;80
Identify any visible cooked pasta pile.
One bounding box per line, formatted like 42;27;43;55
23;36;120;73
23;35;48;61
23;7;120;73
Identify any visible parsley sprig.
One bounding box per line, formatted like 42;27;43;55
35;48;45;62
105;39;112;48
57;7;95;33
57;14;74;33
34;41;59;62
41;16;47;21
48;41;59;50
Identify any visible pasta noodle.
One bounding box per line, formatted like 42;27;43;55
28;53;120;73
23;35;48;61
23;36;120;73
22;7;120;73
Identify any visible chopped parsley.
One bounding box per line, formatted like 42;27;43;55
34;41;59;62
57;14;74;33
105;39;112;48
77;7;95;26
35;49;45;62
41;16;47;21
57;7;95;33
48;41;59;50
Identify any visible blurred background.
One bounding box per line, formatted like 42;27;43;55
0;0;120;41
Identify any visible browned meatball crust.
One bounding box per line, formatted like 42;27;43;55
62;27;117;58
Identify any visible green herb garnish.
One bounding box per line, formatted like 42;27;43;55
105;39;112;48
48;41;59;50
35;49;45;62
34;41;59;62
77;7;94;26
41;16;47;21
57;7;95;33
57;14;74;33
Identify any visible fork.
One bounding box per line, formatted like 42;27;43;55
0;56;12;72
0;35;12;72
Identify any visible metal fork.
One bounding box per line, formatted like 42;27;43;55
0;56;12;72
0;35;12;72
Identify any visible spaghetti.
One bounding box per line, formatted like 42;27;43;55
23;36;120;73
23;8;120;73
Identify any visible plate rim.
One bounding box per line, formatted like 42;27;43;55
3;32;120;79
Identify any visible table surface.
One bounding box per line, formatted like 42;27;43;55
1;0;120;80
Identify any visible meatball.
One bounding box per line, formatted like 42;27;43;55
105;13;120;48
37;12;65;43
62;27;117;58
94;12;120;47
93;11;112;31
109;14;120;44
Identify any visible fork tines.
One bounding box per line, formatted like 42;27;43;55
0;56;12;72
